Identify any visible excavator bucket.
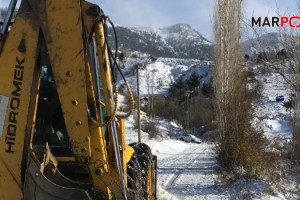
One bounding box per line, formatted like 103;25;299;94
23;145;96;200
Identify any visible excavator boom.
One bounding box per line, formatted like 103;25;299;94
0;0;157;199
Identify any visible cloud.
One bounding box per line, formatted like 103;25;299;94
0;1;9;7
245;0;277;18
0;1;20;9
0;0;215;40
1;0;297;42
245;0;298;18
93;0;172;28
94;0;216;40
192;1;215;40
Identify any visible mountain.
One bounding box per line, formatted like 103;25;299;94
242;32;282;56
108;24;213;60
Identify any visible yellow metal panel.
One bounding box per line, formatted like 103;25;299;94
0;5;39;186
95;21;116;167
39;0;91;158
118;119;134;164
124;145;134;164
147;162;153;200
94;21;125;199
0;160;23;199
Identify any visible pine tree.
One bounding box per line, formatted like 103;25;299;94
186;71;200;91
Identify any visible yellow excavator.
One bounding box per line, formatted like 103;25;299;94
0;0;157;199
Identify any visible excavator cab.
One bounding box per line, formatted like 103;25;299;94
34;59;69;146
0;0;157;199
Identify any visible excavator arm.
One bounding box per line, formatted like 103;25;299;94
0;0;158;199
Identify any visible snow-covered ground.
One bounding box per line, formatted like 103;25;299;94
125;114;289;199
121;58;297;199
158;144;222;200
254;72;292;140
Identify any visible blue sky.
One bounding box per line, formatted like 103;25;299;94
94;0;298;40
0;0;298;40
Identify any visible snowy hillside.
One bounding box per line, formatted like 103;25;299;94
118;55;212;96
108;24;213;60
254;72;292;140
119;55;299;199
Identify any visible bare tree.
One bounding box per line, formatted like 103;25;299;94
145;67;157;119
214;0;266;176
214;0;243;136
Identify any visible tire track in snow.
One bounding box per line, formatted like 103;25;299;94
164;171;181;187
159;146;199;188
160;146;199;168
158;143;223;199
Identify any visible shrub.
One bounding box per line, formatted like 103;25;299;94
216;128;267;178
214;77;268;179
149;92;215;132
142;121;160;139
283;93;296;110
201;81;214;98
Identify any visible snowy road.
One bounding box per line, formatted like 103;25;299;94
158;143;226;200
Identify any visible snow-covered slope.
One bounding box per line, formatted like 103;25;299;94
108;24;213;60
118;56;212;96
254;72;292;140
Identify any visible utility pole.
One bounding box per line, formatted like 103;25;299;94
187;94;189;135
186;91;191;135
136;64;141;143
150;69;157;120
